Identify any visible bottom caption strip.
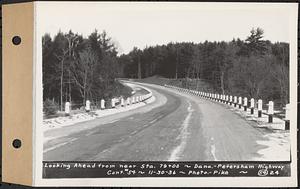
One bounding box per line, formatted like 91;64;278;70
43;161;290;178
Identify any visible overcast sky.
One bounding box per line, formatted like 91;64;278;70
37;2;295;54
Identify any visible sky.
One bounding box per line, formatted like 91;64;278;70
37;2;295;54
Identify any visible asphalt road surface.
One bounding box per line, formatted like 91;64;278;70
44;82;271;161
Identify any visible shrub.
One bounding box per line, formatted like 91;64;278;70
43;99;59;116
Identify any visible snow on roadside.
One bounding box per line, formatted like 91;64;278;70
253;131;290;161
228;106;286;130
43;83;155;131
225;104;290;161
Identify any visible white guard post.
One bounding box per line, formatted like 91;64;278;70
111;98;115;108
243;97;248;111
284;104;290;130
65;102;70;115
267;101;274;123
121;98;125;107
85;100;91;112
258;99;263;117
238;97;242;109
250;98;255;114
100;99;105;110
126;98;131;105
234;96;237;107
137;96;140;103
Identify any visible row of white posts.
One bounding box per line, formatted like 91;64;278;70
165;85;290;130
64;93;152;115
110;94;151;109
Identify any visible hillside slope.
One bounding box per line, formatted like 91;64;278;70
137;76;216;93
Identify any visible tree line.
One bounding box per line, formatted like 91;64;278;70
43;27;289;114
43;30;129;112
120;28;289;107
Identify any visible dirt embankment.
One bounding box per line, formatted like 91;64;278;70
135;76;215;92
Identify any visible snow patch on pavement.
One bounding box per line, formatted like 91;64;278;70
168;100;193;161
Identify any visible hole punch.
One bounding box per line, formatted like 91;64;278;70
12;36;21;45
12;139;22;149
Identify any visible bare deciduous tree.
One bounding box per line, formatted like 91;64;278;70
71;49;98;104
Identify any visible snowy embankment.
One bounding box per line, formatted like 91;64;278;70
230;107;290;161
231;107;286;130
253;132;290;161
43;82;155;131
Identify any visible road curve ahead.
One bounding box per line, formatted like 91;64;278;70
44;82;273;161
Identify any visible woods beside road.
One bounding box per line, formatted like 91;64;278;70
42;27;289;118
25;3;298;187
42;26;290;161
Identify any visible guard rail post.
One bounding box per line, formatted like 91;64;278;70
267;101;274;123
121;98;125;107
250;98;254;114
284;104;290;130
243;97;248;111
111;98;115;108
238;97;242;109
234;96;237;107
86;100;91;112
258;99;262;117
65;102;70;115
126;98;131;106
101;99;105;110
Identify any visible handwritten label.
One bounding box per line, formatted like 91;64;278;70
43;162;290;178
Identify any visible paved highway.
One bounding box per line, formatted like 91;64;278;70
44;82;271;161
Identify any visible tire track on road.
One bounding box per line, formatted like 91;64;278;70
168;100;194;161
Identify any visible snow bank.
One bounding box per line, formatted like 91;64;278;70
253;131;290;161
228;106;290;161
228;106;286;130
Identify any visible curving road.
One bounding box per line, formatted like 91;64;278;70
44;82;272;161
